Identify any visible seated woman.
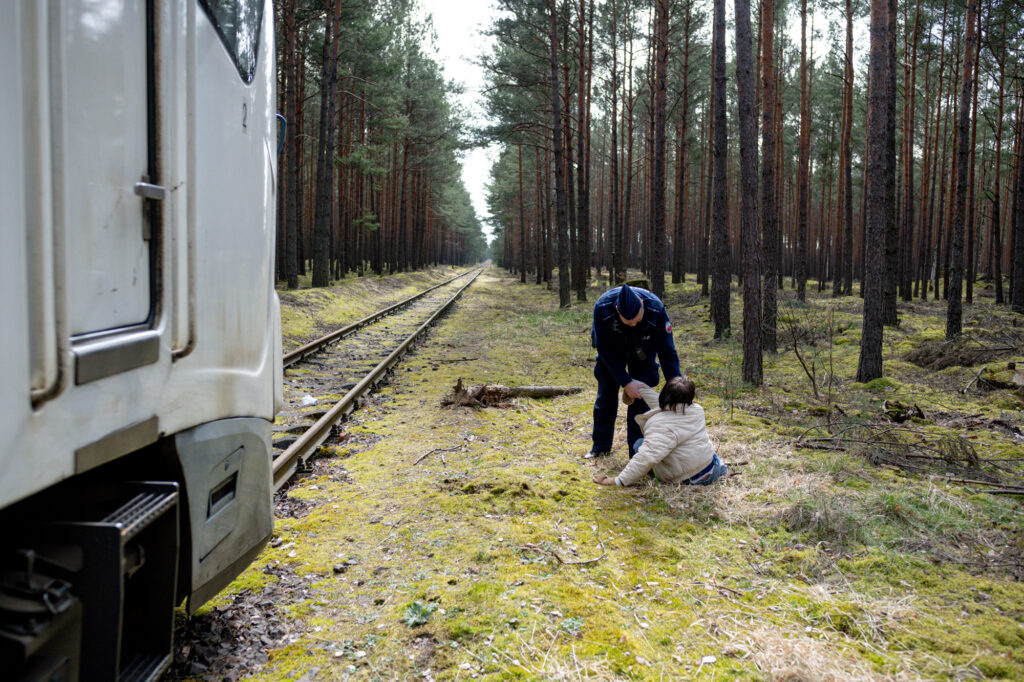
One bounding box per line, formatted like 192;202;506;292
592;377;728;487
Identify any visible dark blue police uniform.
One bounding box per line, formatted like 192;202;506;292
590;286;681;456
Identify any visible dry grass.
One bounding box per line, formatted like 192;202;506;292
220;267;1024;681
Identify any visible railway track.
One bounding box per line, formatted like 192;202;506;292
270;268;482;489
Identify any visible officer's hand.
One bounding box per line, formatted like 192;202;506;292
624;381;643;400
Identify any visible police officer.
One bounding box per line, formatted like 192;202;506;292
587;283;681;459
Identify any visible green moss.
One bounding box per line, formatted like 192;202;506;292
853;377;902;392
239;268;1024;681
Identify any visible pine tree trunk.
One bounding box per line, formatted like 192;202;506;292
700;103;712;296
880;0;899;324
561;8;580;298
857;0;896;382
673;8;691;287
518;144;527;283
965;4;981;304
623;44;636;279
283;0;300;289
899;0;921;302
536;148;546;284
991;26;1006;305
608;0;622;285
761;0;778;351
833;17;847;301
576;0;591;301
548;0;571;307
795;0;810;301
710;0;730;337
312;0;338;287
1012;83;1024;313
735;0;761;384
946;0;976;338
650;0;669;298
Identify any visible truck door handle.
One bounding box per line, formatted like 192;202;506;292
134;182;166;201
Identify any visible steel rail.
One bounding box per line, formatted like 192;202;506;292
271;269;482;489
282;267;477;368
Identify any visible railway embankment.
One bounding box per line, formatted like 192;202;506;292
172;267;1024;680
277;266;476;353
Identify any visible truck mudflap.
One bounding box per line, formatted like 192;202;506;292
174;418;273;613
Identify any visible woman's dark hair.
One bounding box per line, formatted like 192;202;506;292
659;376;695;413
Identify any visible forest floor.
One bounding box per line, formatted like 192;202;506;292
183;267;1024;681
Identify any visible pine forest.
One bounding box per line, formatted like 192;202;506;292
213;0;1024;677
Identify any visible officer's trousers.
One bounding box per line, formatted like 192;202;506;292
592;360;659;456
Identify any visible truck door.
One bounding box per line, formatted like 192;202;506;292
62;0;157;339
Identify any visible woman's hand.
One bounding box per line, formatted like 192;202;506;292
592;472;616;486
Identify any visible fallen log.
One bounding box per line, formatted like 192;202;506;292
504;385;584;398
442;379;583;408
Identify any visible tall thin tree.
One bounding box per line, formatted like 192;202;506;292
735;0;761;384
608;0;622;284
795;0;810;301
989;13;1007;305
946;0;977;338
548;0;572;307
760;0;778;351
880;0;899;325
1012;83;1024;314
283;0;301;289
710;0;730;337
312;0;339;287
650;0;669;297
857;0;897;381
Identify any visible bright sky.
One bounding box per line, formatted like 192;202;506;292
416;0;500;240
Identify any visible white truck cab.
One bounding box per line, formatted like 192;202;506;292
0;2;281;679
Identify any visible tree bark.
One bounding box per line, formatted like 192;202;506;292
1012;83;1024;314
945;0;976;338
548;0;572;308
856;0;896;382
899;0;921;302
880;0;900;325
965;4;980;304
710;0;730;337
735;0;761;384
650;0;669;298
990;23;1007;305
761;0;778;351
795;0;810;301
672;4;691;286
576;0;591;301
312;0;339;287
283;0;300;289
518;144;527;283
608;0;622;285
700;101;712;296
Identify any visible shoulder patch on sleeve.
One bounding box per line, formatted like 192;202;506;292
665;320;672;334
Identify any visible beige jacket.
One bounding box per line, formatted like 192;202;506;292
614;384;715;486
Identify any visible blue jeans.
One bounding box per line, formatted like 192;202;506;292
592;361;659;457
687;453;729;485
631;440;729;486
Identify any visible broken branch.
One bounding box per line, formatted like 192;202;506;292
413;446;461;465
932;475;1023;490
